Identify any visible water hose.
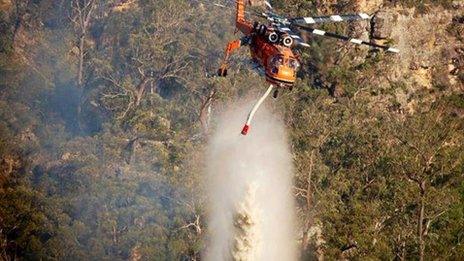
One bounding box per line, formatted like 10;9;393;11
241;85;274;135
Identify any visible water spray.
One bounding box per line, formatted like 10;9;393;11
205;101;296;261
231;183;261;260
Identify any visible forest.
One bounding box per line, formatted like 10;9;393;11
0;0;463;260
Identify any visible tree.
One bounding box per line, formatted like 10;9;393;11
70;0;97;88
97;1;193;118
389;107;463;260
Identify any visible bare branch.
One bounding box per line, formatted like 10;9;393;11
424;210;447;236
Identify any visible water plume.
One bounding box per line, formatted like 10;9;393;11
204;100;297;261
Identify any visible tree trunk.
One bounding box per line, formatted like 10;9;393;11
77;34;85;87
307;150;315;210
135;76;150;107
418;181;426;261
199;89;216;135
301;151;315;250
76;34;85;131
112;224;118;244
419;196;425;261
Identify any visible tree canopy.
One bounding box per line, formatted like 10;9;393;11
0;0;463;260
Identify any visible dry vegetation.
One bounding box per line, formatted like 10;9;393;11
0;0;463;260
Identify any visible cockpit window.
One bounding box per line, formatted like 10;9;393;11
269;55;300;70
269;55;284;67
288;59;300;69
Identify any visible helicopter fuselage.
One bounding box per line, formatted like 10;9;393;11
223;0;300;88
216;0;399;135
248;32;300;88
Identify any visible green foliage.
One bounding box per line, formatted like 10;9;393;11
445;93;464;109
0;0;463;260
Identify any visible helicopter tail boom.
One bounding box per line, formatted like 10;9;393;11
236;0;253;35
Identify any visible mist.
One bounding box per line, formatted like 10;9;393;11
204;100;297;260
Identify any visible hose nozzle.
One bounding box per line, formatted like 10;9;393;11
241;124;250;135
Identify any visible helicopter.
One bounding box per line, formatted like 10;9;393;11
215;0;399;135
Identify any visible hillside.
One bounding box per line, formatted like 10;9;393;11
0;0;463;260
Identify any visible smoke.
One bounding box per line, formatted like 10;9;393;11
204;100;297;261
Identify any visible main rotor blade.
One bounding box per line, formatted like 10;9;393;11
290;13;371;25
294;25;399;53
264;1;273;10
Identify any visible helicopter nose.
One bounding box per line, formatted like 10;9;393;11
277;66;295;78
267;64;296;85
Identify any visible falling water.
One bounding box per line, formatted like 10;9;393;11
204;101;297;261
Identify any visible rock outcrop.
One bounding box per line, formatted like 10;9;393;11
356;5;464;112
371;11;397;39
0;0;12;12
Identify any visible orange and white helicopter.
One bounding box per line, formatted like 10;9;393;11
214;0;399;135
